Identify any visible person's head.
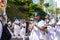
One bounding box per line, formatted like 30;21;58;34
45;14;50;19
14;17;17;20
0;0;2;2
29;18;34;23
21;19;26;24
55;17;59;21
35;12;41;20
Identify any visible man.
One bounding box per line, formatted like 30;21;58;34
55;18;60;40
1;19;11;40
45;15;58;40
7;19;14;36
13;17;20;38
29;12;45;40
20;19;26;40
52;17;59;40
28;18;34;35
25;21;29;35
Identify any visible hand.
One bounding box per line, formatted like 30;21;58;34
34;24;36;26
34;24;38;27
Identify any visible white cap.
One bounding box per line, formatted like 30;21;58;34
30;18;34;21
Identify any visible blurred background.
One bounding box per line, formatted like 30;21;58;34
6;0;60;21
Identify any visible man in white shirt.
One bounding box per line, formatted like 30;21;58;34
56;19;60;40
13;17;20;38
45;16;58;40
20;19;26;40
29;12;45;40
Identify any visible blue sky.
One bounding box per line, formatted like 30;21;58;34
32;0;39;4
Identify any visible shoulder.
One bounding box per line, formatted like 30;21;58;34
39;20;44;23
38;20;45;27
38;20;45;24
57;20;60;24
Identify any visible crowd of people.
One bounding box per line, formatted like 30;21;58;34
29;12;60;40
0;0;60;40
0;12;60;40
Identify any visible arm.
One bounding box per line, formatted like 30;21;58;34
35;24;44;31
56;24;60;26
28;24;33;30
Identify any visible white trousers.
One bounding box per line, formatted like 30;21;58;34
46;26;56;40
20;28;26;40
14;25;20;37
29;30;44;40
56;27;60;40
46;31;56;40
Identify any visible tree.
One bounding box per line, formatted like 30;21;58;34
7;0;46;21
40;0;44;5
44;3;49;13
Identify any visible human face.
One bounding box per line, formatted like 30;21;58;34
55;18;58;21
46;16;50;19
0;0;2;2
35;16;40;20
29;20;34;24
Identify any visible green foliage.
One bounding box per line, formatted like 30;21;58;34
44;3;49;8
7;0;46;21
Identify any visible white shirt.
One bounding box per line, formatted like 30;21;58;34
0;21;2;39
20;22;26;36
34;20;45;31
33;20;45;39
56;20;60;31
14;19;20;25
